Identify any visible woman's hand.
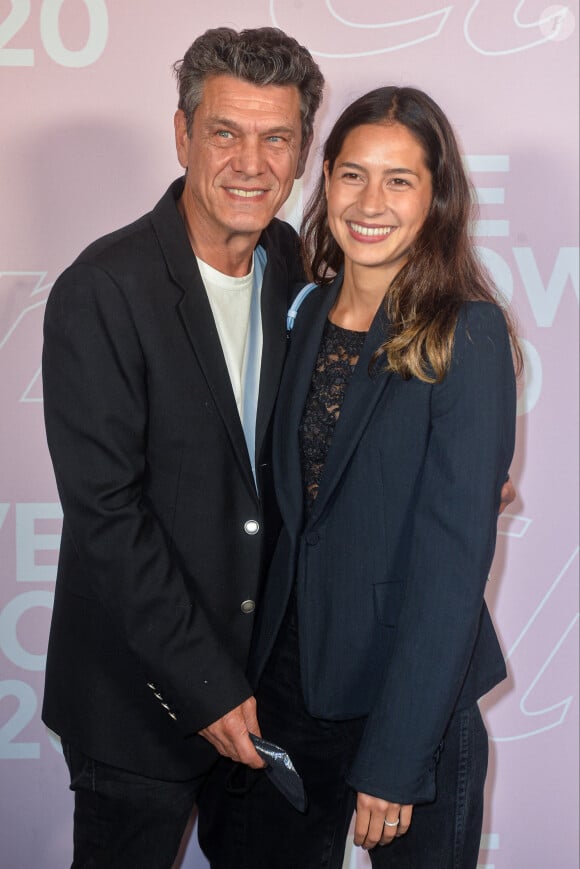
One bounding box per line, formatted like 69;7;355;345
354;791;413;849
499;475;516;514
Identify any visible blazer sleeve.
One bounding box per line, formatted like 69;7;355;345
347;302;516;804
43;262;252;734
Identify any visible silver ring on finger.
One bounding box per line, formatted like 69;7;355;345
384;818;400;828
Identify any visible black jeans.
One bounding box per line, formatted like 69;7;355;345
367;702;488;869
62;742;206;869
198;596;489;869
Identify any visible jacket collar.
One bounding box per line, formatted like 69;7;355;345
150;178;291;501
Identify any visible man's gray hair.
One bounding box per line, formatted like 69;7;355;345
173;27;324;144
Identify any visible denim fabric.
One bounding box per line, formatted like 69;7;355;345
62;742;205;869
197;596;365;869
369;702;488;869
198;596;489;869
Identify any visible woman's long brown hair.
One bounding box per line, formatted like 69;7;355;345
301;86;522;382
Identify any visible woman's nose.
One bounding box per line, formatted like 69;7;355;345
358;181;387;215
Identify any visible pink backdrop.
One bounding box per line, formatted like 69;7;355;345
1;2;578;867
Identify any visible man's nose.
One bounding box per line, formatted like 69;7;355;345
232;137;265;175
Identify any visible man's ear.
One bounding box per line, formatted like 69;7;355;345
295;131;314;179
174;109;189;169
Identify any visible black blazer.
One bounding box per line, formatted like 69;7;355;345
42;178;304;780
250;275;516;804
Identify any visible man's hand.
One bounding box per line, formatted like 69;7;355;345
499;476;516;514
199;697;265;769
354;791;413;850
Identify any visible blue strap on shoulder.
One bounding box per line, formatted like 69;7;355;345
286;282;318;332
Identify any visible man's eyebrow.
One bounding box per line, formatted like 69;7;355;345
263;126;297;136
199;115;230;132
205;116;296;135
205;115;241;130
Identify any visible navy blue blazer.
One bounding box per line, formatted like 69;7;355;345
250;274;516;804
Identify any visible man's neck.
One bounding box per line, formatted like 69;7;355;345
177;195;261;278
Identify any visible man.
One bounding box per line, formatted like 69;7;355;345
42;27;324;868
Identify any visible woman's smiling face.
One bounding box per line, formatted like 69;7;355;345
324;122;433;285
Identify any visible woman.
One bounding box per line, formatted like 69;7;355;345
202;86;520;869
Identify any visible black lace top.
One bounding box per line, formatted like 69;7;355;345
299;319;367;513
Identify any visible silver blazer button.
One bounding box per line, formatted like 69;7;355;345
244;519;260;535
240;599;256;614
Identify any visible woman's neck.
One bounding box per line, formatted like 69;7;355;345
330;263;393;331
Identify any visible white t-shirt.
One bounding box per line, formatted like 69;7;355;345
196;253;263;421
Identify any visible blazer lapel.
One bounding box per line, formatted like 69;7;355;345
151;180;256;498
177;279;255;492
307;305;394;527
274;280;339;535
255;232;292;468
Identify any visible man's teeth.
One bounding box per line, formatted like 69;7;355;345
228;188;263;198
349;222;394;237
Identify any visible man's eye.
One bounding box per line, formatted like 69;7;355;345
216;130;233;139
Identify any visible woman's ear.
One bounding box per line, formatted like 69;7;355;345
323;160;331;196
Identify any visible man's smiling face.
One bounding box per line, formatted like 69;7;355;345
175;74;304;257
